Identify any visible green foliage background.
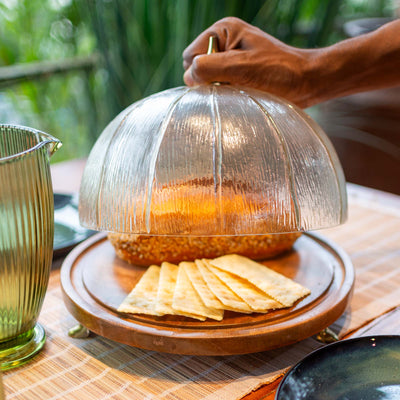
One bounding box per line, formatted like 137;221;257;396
0;0;396;162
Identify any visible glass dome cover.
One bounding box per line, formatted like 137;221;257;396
79;84;347;236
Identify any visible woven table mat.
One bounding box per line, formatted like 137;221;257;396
3;186;400;400
323;185;400;337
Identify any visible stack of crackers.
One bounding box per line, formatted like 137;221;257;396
118;254;310;321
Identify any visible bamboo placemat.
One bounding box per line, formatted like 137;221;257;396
3;185;400;400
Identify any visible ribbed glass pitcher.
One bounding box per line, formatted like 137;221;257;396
0;125;61;370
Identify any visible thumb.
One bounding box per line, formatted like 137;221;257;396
183;54;213;86
184;53;235;86
183;65;195;86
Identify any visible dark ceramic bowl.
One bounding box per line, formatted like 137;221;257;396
53;193;95;257
275;335;400;400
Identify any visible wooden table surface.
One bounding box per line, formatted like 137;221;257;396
50;159;400;400
2;159;399;400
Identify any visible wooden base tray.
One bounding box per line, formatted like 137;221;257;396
60;232;354;356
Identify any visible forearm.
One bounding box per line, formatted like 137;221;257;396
306;19;400;106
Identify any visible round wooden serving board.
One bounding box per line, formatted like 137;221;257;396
60;232;354;356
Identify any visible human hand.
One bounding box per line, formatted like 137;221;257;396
184;18;400;108
183;17;317;108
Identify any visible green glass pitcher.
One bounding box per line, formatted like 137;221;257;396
0;125;61;370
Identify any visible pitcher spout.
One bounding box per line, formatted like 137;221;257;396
0;124;62;163
45;138;62;158
39;132;62;158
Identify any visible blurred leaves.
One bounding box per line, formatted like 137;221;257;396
0;0;98;161
79;0;396;116
78;0;342;117
0;0;397;161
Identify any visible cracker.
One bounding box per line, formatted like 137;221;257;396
204;261;283;312
173;264;224;321
156;262;203;319
195;259;253;313
118;265;162;315
181;261;225;310
208;254;310;307
156;262;178;315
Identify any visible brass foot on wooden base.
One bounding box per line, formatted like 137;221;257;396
68;324;90;339
315;327;339;344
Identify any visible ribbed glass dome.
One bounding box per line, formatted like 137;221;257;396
79;84;347;235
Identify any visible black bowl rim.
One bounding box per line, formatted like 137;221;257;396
275;334;400;399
